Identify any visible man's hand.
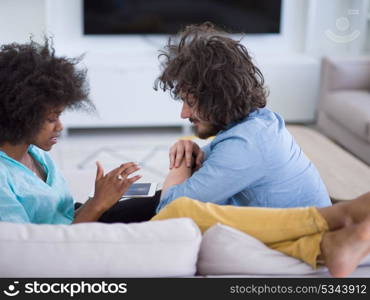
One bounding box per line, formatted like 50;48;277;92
169;140;204;170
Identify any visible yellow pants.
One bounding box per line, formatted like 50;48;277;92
151;197;329;268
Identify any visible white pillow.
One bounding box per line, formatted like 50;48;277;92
0;218;201;277
198;224;370;276
197;223;329;276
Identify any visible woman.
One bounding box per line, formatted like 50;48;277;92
0;38;142;224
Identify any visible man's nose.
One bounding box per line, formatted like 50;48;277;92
180;102;192;119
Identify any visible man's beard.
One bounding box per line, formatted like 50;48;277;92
193;122;220;139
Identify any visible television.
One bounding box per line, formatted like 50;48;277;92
83;0;282;35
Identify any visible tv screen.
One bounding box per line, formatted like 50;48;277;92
83;0;282;35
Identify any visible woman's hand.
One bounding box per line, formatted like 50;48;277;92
90;161;141;212
169;140;204;170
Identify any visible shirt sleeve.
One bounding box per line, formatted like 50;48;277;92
157;136;265;212
201;143;212;161
0;174;30;223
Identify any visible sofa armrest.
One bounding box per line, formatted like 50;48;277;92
319;56;370;104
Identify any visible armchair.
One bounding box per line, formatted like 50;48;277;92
317;56;370;164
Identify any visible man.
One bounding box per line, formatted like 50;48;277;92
155;22;331;212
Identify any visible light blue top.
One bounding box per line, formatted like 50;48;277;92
0;145;74;224
157;108;331;212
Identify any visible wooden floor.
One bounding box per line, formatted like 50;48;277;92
287;125;370;202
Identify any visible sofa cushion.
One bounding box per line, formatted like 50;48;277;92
322;90;370;142
197;223;370;276
0;218;201;277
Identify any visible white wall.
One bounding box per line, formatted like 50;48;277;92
305;0;370;56
0;0;46;44
43;0;370;57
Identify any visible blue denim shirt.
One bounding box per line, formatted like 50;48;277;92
157;108;331;211
0;145;74;224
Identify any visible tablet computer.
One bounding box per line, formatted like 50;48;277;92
120;183;157;199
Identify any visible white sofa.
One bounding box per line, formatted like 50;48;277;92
1;218;370;278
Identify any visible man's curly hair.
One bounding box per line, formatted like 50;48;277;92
155;22;267;131
0;37;92;145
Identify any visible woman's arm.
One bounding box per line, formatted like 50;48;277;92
73;197;106;223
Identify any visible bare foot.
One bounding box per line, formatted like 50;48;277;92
345;192;370;225
321;216;370;277
319;192;370;231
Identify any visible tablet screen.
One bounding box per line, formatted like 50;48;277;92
123;183;152;196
